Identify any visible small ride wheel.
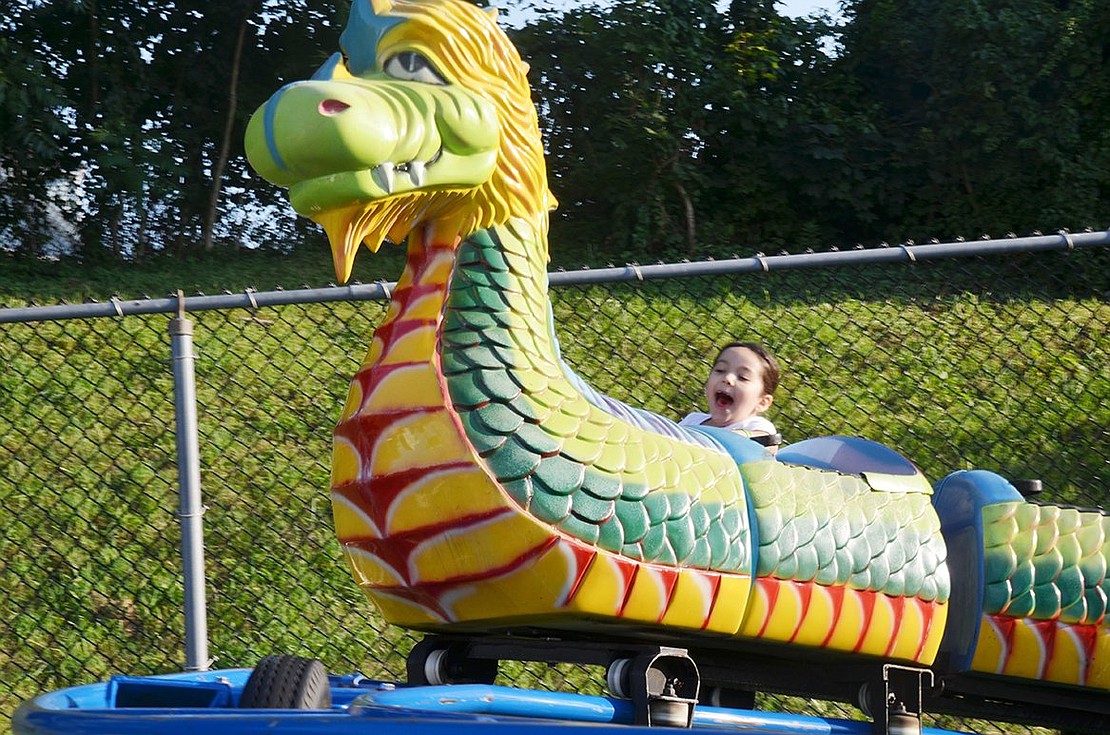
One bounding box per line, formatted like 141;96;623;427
606;657;632;698
649;699;694;729
239;654;331;709
606;648;699;727
407;638;498;686
858;665;928;735
700;685;756;711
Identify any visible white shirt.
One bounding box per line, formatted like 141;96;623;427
679;412;777;436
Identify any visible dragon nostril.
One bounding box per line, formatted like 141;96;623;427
318;99;351;116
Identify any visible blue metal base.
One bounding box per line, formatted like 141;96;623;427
13;668;970;735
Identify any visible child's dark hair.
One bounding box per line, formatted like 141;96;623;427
716;342;781;395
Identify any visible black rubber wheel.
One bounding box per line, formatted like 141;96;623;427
239;654;331;709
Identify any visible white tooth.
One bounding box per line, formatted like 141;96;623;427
373;162;395;194
408;160;426;187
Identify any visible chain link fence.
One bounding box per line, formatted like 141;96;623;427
1;238;1107;734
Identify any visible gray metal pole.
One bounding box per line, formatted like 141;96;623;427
2;230;1107;326
169;292;210;671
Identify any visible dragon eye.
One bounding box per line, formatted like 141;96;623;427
383;51;447;85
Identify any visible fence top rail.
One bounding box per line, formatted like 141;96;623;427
1;229;1106;325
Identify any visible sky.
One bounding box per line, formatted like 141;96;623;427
506;1;841;28
777;0;836;18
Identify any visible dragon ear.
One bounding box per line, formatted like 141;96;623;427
342;0;404;75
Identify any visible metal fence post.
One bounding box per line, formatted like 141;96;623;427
169;291;210;671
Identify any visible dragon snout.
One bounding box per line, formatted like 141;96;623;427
245;75;502;217
245;81;413;188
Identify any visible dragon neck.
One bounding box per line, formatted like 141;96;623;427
445;216;555;365
335;215;551;429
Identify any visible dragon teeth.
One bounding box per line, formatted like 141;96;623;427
372;159;430;192
372;162;395;194
408;160;426;187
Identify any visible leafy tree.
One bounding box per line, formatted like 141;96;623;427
836;0;1110;242
517;0;740;262
0;7;84;257
3;0;1106;263
705;0;851;249
517;0;846;262
0;0;344;260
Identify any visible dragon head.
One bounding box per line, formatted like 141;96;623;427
245;0;551;282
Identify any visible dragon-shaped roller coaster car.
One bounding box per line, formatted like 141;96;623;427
243;0;1110;727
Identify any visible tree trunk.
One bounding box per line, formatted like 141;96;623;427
136;193;149;262
674;179;697;256
202;15;249;251
85;0;100;116
110;205;121;259
81;0;100;259
959;160;979;216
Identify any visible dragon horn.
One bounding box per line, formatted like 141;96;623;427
341;0;404;75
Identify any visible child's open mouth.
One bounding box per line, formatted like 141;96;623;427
714;391;734;408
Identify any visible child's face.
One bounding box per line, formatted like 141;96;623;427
703;345;774;428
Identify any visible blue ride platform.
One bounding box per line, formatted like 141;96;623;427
13;666;971;735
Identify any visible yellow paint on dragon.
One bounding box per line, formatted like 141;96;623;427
971;615;1110;688
248;0;949;666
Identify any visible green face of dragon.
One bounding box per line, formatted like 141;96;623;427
244;0;549;282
